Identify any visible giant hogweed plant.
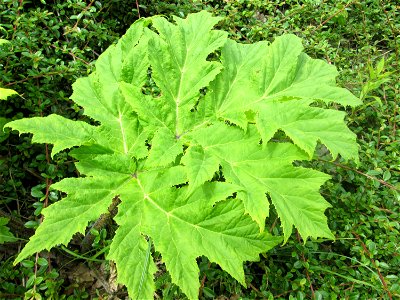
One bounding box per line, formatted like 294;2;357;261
7;11;361;299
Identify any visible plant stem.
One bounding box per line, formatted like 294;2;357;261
80;195;121;252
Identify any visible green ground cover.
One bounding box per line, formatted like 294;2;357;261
0;0;399;299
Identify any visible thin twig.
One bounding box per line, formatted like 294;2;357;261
12;0;24;34
380;0;399;63
23;167;45;181
248;283;263;296
198;261;210;298
136;0;141;18
5;71;72;86
313;1;355;33
352;232;392;300
71;0;95;32
319;159;399;191
296;231;315;299
269;217;278;233
0;210;34;239
379;0;399;137
49;44;91;65
30;97;52;293
33;252;39;291
67;50;91;65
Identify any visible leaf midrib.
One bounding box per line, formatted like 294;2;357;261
135;178;260;241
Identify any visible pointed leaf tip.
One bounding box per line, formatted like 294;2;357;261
5;115;95;157
0;87;18;100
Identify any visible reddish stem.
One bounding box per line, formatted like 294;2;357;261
352;232;392;300
296;231;315;299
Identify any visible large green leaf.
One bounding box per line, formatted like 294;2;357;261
70;19;149;157
207;36;361;160
187;123;333;239
148;11;227;136
6;11;360;300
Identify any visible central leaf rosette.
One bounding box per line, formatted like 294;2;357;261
7;11;360;299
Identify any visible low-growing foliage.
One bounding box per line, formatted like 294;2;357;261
6;11;361;299
0;40;18;245
0;40;17;100
2;0;399;299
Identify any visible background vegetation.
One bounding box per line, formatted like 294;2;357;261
0;0;398;299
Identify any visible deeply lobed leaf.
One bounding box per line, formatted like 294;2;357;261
6;11;360;299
